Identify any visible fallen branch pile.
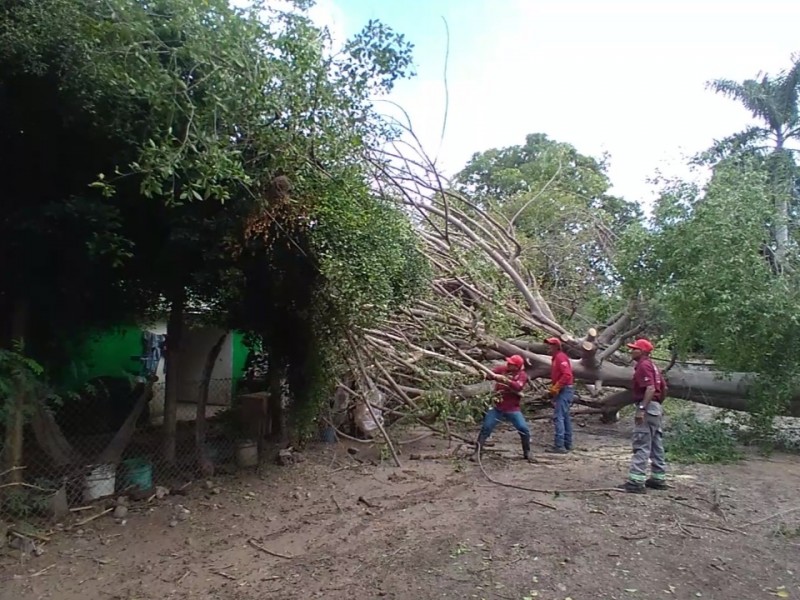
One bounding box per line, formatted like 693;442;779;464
331;123;800;443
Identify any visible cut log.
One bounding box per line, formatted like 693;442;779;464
580;327;598;369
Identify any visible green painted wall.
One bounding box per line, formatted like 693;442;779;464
60;325;143;390
66;325;250;392
231;331;249;395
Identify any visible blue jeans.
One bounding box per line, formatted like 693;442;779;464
479;407;531;441
553;386;574;449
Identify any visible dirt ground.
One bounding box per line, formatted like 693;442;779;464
2;418;800;600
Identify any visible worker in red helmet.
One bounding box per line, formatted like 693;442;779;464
621;338;668;493
544;337;575;453
470;354;533;462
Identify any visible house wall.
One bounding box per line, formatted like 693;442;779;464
70;323;251;424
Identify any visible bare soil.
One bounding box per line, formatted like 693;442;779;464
2;418;800;600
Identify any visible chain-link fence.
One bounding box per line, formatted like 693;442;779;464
0;377;334;528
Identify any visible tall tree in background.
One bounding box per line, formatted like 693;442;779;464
454;134;642;325
706;55;800;271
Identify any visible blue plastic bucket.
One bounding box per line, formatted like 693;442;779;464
122;457;153;491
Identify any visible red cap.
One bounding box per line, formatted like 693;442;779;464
545;337;562;347
506;355;525;368
626;338;654;353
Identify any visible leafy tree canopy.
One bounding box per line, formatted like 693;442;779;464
617;155;800;419
0;0;427;419
453;133;643;323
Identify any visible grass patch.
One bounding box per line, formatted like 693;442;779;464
665;411;742;464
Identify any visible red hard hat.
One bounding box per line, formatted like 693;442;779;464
506;355;525;368
626;338;654;353
545;337;562;347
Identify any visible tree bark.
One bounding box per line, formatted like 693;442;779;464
399;339;800;417
770;143;792;270
30;397;78;467
96;381;154;465
2;299;28;484
163;288;185;464
196;333;227;476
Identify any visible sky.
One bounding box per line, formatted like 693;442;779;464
258;0;800;208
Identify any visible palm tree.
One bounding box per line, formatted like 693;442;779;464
706;54;800;270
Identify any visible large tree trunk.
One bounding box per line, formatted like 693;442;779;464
768;142;797;271
2;299;28;484
96;381;154;465
163;288;185;464
30;397;78;467
495;345;800;416
196;333;227;476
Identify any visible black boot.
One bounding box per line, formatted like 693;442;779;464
521;435;532;460
619;481;646;494
469;434;489;462
645;478;668;490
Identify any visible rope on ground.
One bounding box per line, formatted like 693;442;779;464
475;443;624;503
740;506;800;528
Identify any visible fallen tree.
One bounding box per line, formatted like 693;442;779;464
328;128;800;438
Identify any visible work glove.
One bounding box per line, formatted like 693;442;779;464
548;383;561;397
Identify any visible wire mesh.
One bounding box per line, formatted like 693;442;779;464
0;378;333;527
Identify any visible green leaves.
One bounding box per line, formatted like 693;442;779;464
453;133;642;323
0;0;423;428
618;155;800;428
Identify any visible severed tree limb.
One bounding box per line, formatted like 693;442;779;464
348;336;403;467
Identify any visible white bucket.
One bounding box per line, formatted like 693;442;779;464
235;440;258;468
83;464;116;502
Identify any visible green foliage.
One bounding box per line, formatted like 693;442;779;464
665;411;742;464
453;133;643;321
618;156;800;433
0;347;45;426
310;185;428;327
0;0;424;435
700;57;800;164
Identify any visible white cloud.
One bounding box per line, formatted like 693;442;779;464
229;0;347;50
229;0;799;211
363;0;800;209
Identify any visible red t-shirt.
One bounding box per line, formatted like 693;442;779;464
550;350;574;386
492;365;528;412
632;357;665;402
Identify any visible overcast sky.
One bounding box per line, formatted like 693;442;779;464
251;0;800;208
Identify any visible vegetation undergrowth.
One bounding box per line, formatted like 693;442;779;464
665;410;742;464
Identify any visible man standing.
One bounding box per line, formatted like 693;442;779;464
470;355;532;462
545;337;575;454
622;338;668;493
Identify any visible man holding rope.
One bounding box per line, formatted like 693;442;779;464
470;354;533;462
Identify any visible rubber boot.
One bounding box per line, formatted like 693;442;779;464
645;478;668;490
469;433;489;462
521;435;532;461
619;481;646;494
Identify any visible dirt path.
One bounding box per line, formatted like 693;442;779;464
2;420;800;600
